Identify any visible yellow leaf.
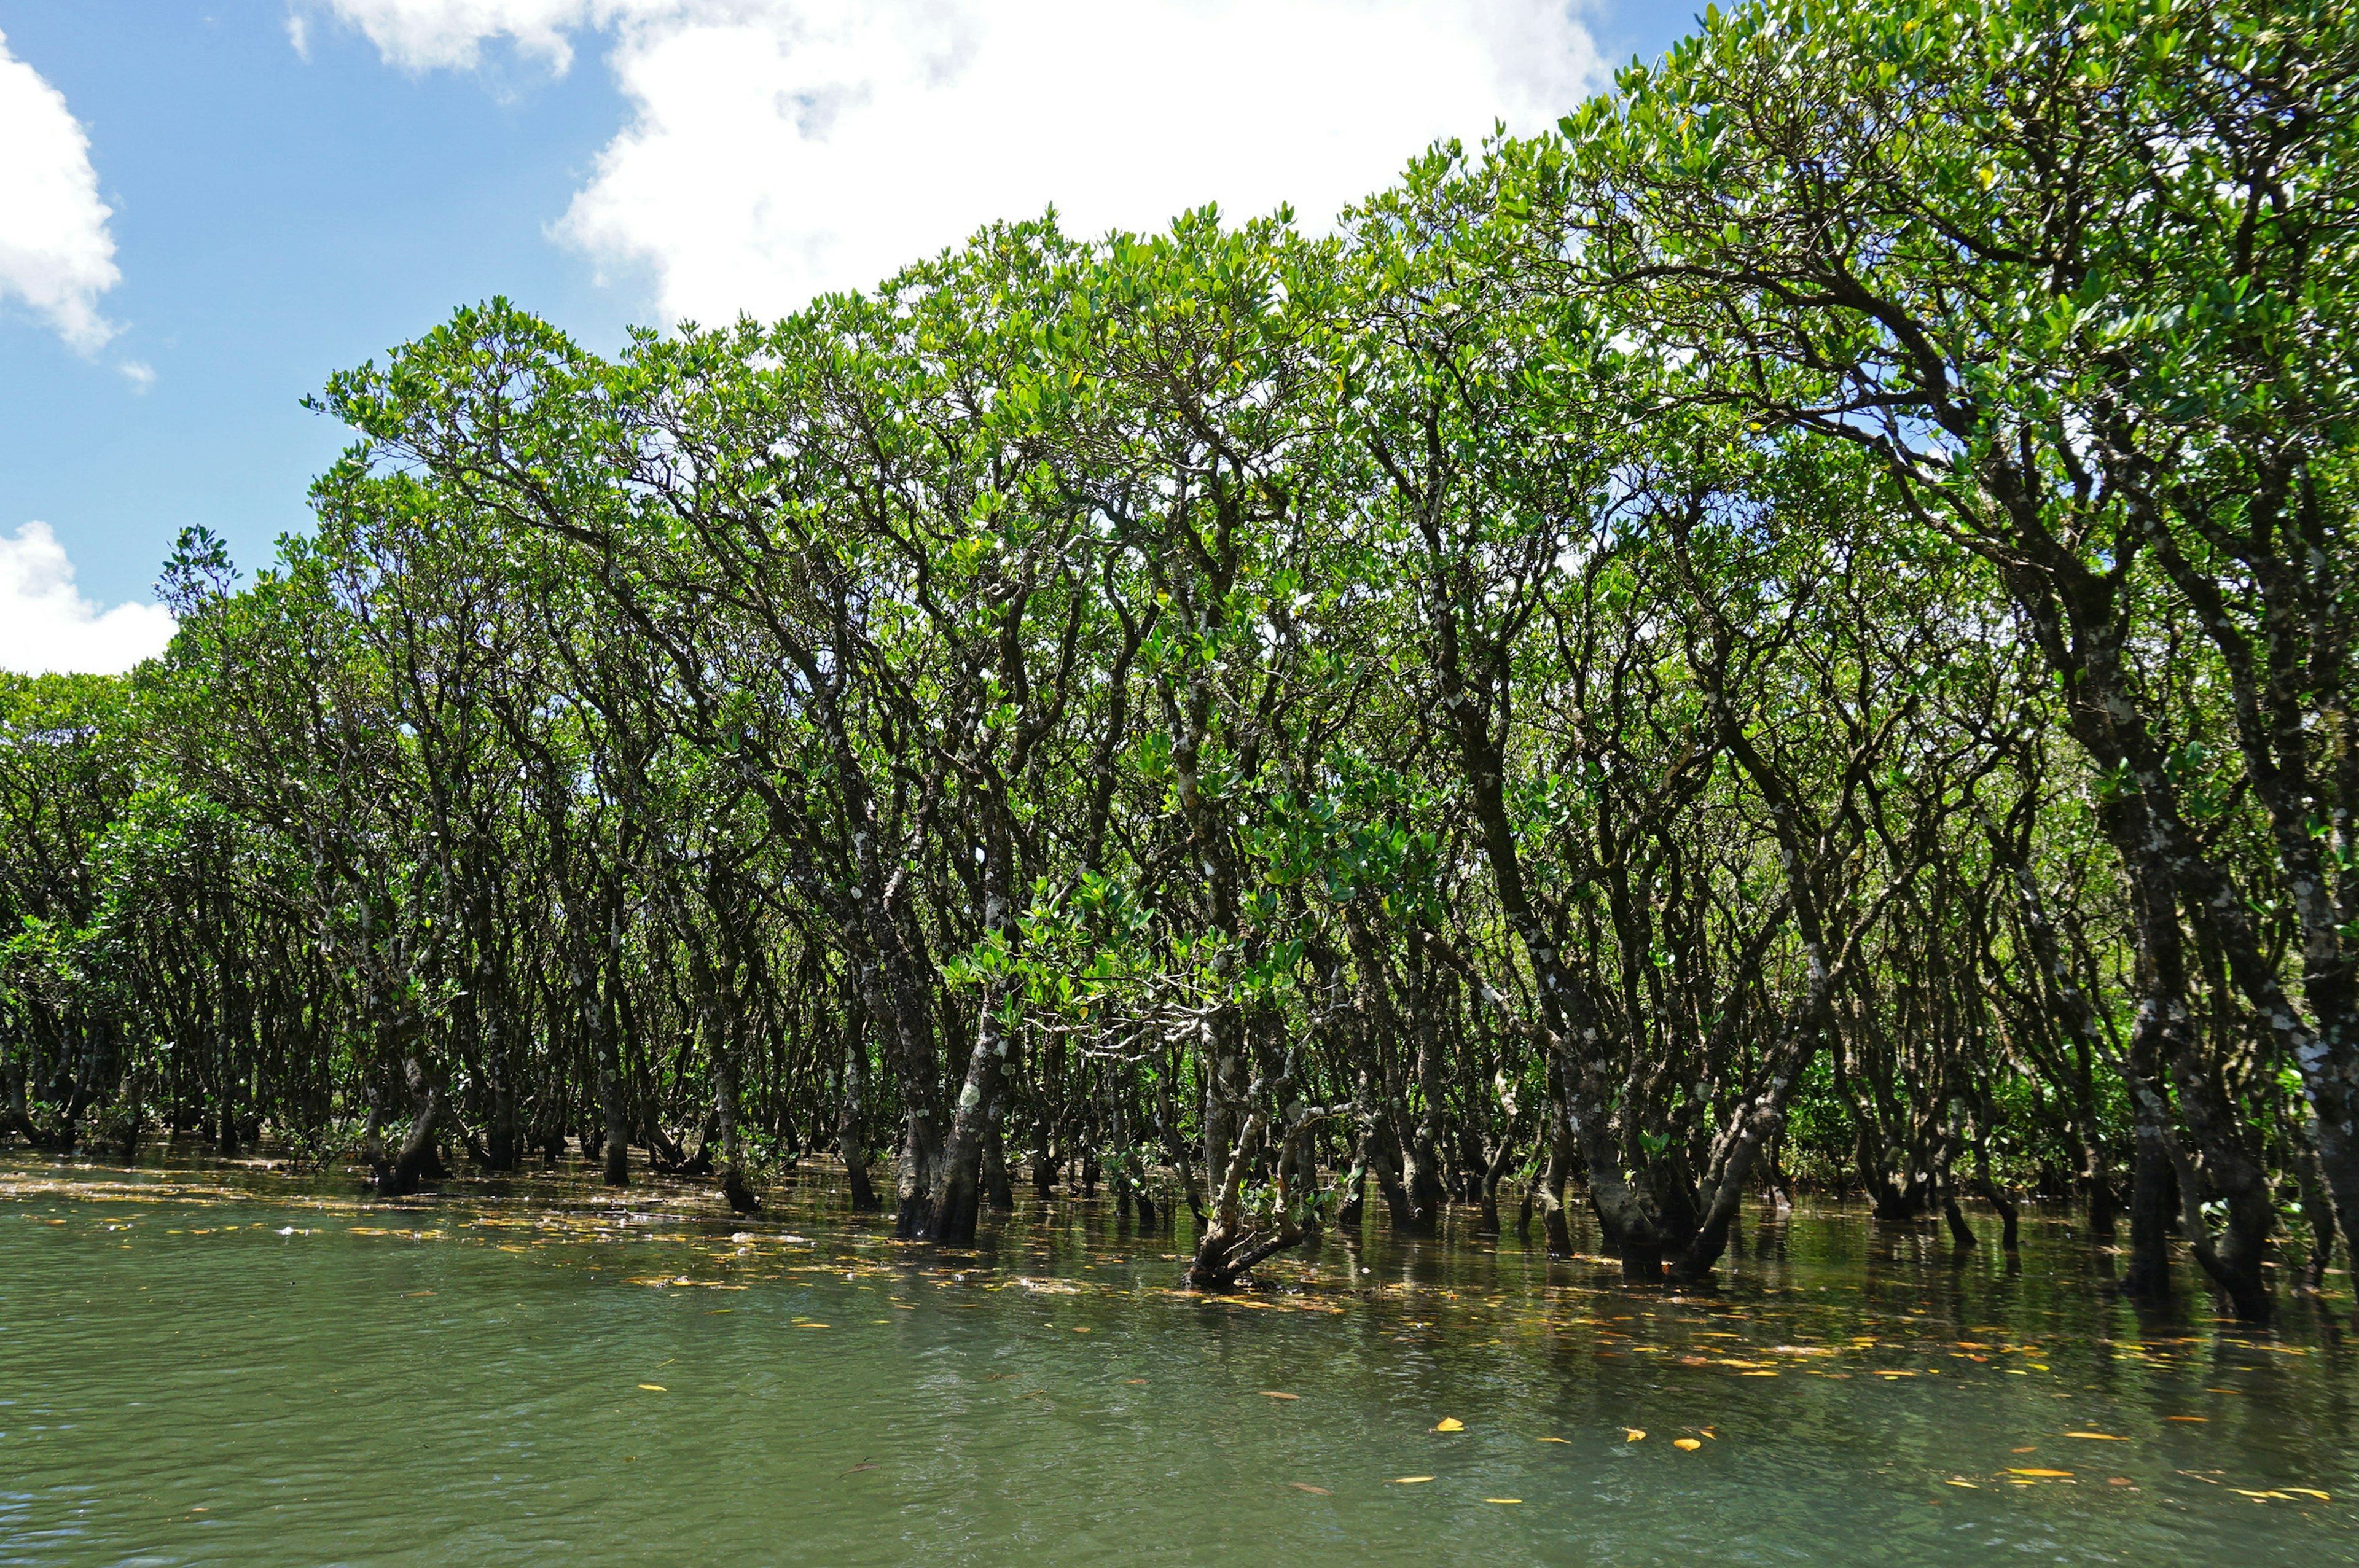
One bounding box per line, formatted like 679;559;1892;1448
1389;1476;1434;1484
1674;1438;1702;1451
2006;1468;2071;1478
1433;1418;1465;1432
1288;1483;1331;1496
1537;1437;1570;1443
2165;1416;2207;1422
638;1384;667;1392
1945;1480;1979;1489
2064;1432;2125;1440
1262;1391;1300;1400
1624;1429;1646;1442
1483;1498;1522;1504
2283;1488;2331;1501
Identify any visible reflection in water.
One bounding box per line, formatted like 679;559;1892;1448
1;1151;2353;1567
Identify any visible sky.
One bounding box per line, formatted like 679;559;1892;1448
0;0;1705;675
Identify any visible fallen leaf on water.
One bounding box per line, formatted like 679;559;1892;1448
2165;1416;2207;1422
1624;1429;1646;1442
638;1384;667;1392
1538;1437;1570;1444
1674;1438;1703;1451
1945;1480;1979;1489
1388;1476;1434;1484
2007;1469;2072;1478
2282;1488;2331;1501
1484;1498;1522;1504
1288;1484;1331;1496
2107;1478;2134;1487
1262;1391;1300;1400
2011;1447;2038;1454
1433;1418;1465;1432
2064;1432;2126;1441
1125;1378;1148;1384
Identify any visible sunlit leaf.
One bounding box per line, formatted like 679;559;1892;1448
1433;1418;1465;1432
1624;1429;1646;1441
1674;1437;1702;1451
1388;1476;1434;1484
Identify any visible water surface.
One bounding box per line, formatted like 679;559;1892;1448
3;1153;2353;1566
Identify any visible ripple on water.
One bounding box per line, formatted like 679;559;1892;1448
0;1153;2354;1567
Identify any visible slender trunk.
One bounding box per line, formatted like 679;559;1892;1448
587;938;628;1188
837;1000;880;1212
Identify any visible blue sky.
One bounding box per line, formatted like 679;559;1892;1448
0;1;1702;673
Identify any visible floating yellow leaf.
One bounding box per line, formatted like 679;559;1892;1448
1433;1418;1465;1432
1484;1498;1522;1504
1674;1438;1702;1451
1389;1476;1434;1484
1262;1391;1300;1400
2006;1468;2071;1478
1288;1483;1331;1496
2283;1488;2331;1501
2165;1416;2207;1422
1624;1429;1646;1442
638;1384;667;1392
1945;1480;1979;1489
2064;1432;2126;1441
1537;1437;1570;1443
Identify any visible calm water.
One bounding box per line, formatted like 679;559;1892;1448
2;1152;2353;1567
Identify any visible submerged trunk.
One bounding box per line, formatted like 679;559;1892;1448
589;954;628;1188
837;1006;880;1212
369;1027;443;1199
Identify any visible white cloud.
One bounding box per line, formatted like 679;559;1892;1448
302;0;617;72
119;359;156;392
311;1;1604;324
0;29;122;353
0;523;176;676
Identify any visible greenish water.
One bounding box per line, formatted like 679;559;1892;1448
3;1155;2353;1567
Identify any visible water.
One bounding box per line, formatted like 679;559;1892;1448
3;1153;2353;1566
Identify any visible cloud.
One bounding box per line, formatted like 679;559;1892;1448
0;523;176;676
119;359;156;392
300;0;616;72
0;29;122;352
310;1;1604;324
